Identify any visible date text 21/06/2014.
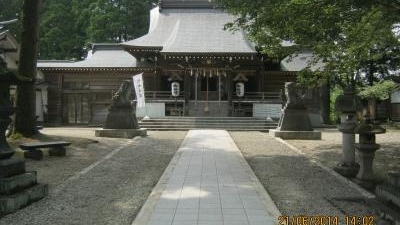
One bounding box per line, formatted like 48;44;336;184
278;215;375;225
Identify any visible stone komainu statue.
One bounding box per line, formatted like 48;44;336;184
104;80;138;129
111;80;135;106
277;82;313;131
284;82;305;109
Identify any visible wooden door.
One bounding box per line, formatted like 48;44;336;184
63;94;89;124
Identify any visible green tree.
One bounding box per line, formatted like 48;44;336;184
0;0;23;40
2;0;157;60
72;0;93;58
358;80;399;101
39;0;83;60
86;0;155;43
38;0;156;59
215;0;400;89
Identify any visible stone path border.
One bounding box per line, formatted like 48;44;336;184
52;138;136;195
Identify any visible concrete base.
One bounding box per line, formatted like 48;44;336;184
376;184;400;208
269;129;321;140
0;183;48;215
95;128;147;139
49;146;66;157
24;150;43;160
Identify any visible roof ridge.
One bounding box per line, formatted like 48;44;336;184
160;0;216;9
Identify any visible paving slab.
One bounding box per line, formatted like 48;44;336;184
132;130;280;225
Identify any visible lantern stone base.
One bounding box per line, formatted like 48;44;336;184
0;157;26;178
269;129;321;140
0;183;48;215
334;162;360;178
0;157;48;215
95;128;147;139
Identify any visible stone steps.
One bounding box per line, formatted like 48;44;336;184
139;117;278;131
0;157;47;216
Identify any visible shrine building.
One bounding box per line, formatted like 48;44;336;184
37;0;325;126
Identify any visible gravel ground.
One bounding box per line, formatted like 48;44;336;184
2;128;397;224
230;131;378;218
1;129;187;225
285;128;400;181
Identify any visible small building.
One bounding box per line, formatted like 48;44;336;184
0;29;47;124
38;0;326;126
38;44;152;125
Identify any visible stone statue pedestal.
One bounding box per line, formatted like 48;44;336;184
95;105;147;139
269;129;321;140
95;128;147;139
95;80;147;139
269;82;321;140
104;105;139;129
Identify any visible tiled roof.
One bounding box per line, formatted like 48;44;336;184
38;44;140;68
160;0;215;9
0;30;19;71
280;51;325;72
121;7;256;55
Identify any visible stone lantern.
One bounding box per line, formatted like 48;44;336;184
0;58;47;215
354;112;385;182
334;88;362;177
0;60;18;160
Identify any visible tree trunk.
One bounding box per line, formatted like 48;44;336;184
14;0;41;137
227;71;233;116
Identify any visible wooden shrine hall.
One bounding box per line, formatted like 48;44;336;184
38;0;324;126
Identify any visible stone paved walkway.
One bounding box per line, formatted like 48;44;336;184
133;130;280;225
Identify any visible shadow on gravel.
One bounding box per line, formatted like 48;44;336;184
0;131;187;225
296;142;400;181
245;153;377;216
7;132;98;149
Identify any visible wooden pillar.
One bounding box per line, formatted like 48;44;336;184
256;70;264;92
197;74;202;101
227;71;233;116
58;74;64;124
156;70;161;91
320;82;330;124
184;72;191;116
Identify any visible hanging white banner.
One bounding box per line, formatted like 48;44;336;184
132;73;146;108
